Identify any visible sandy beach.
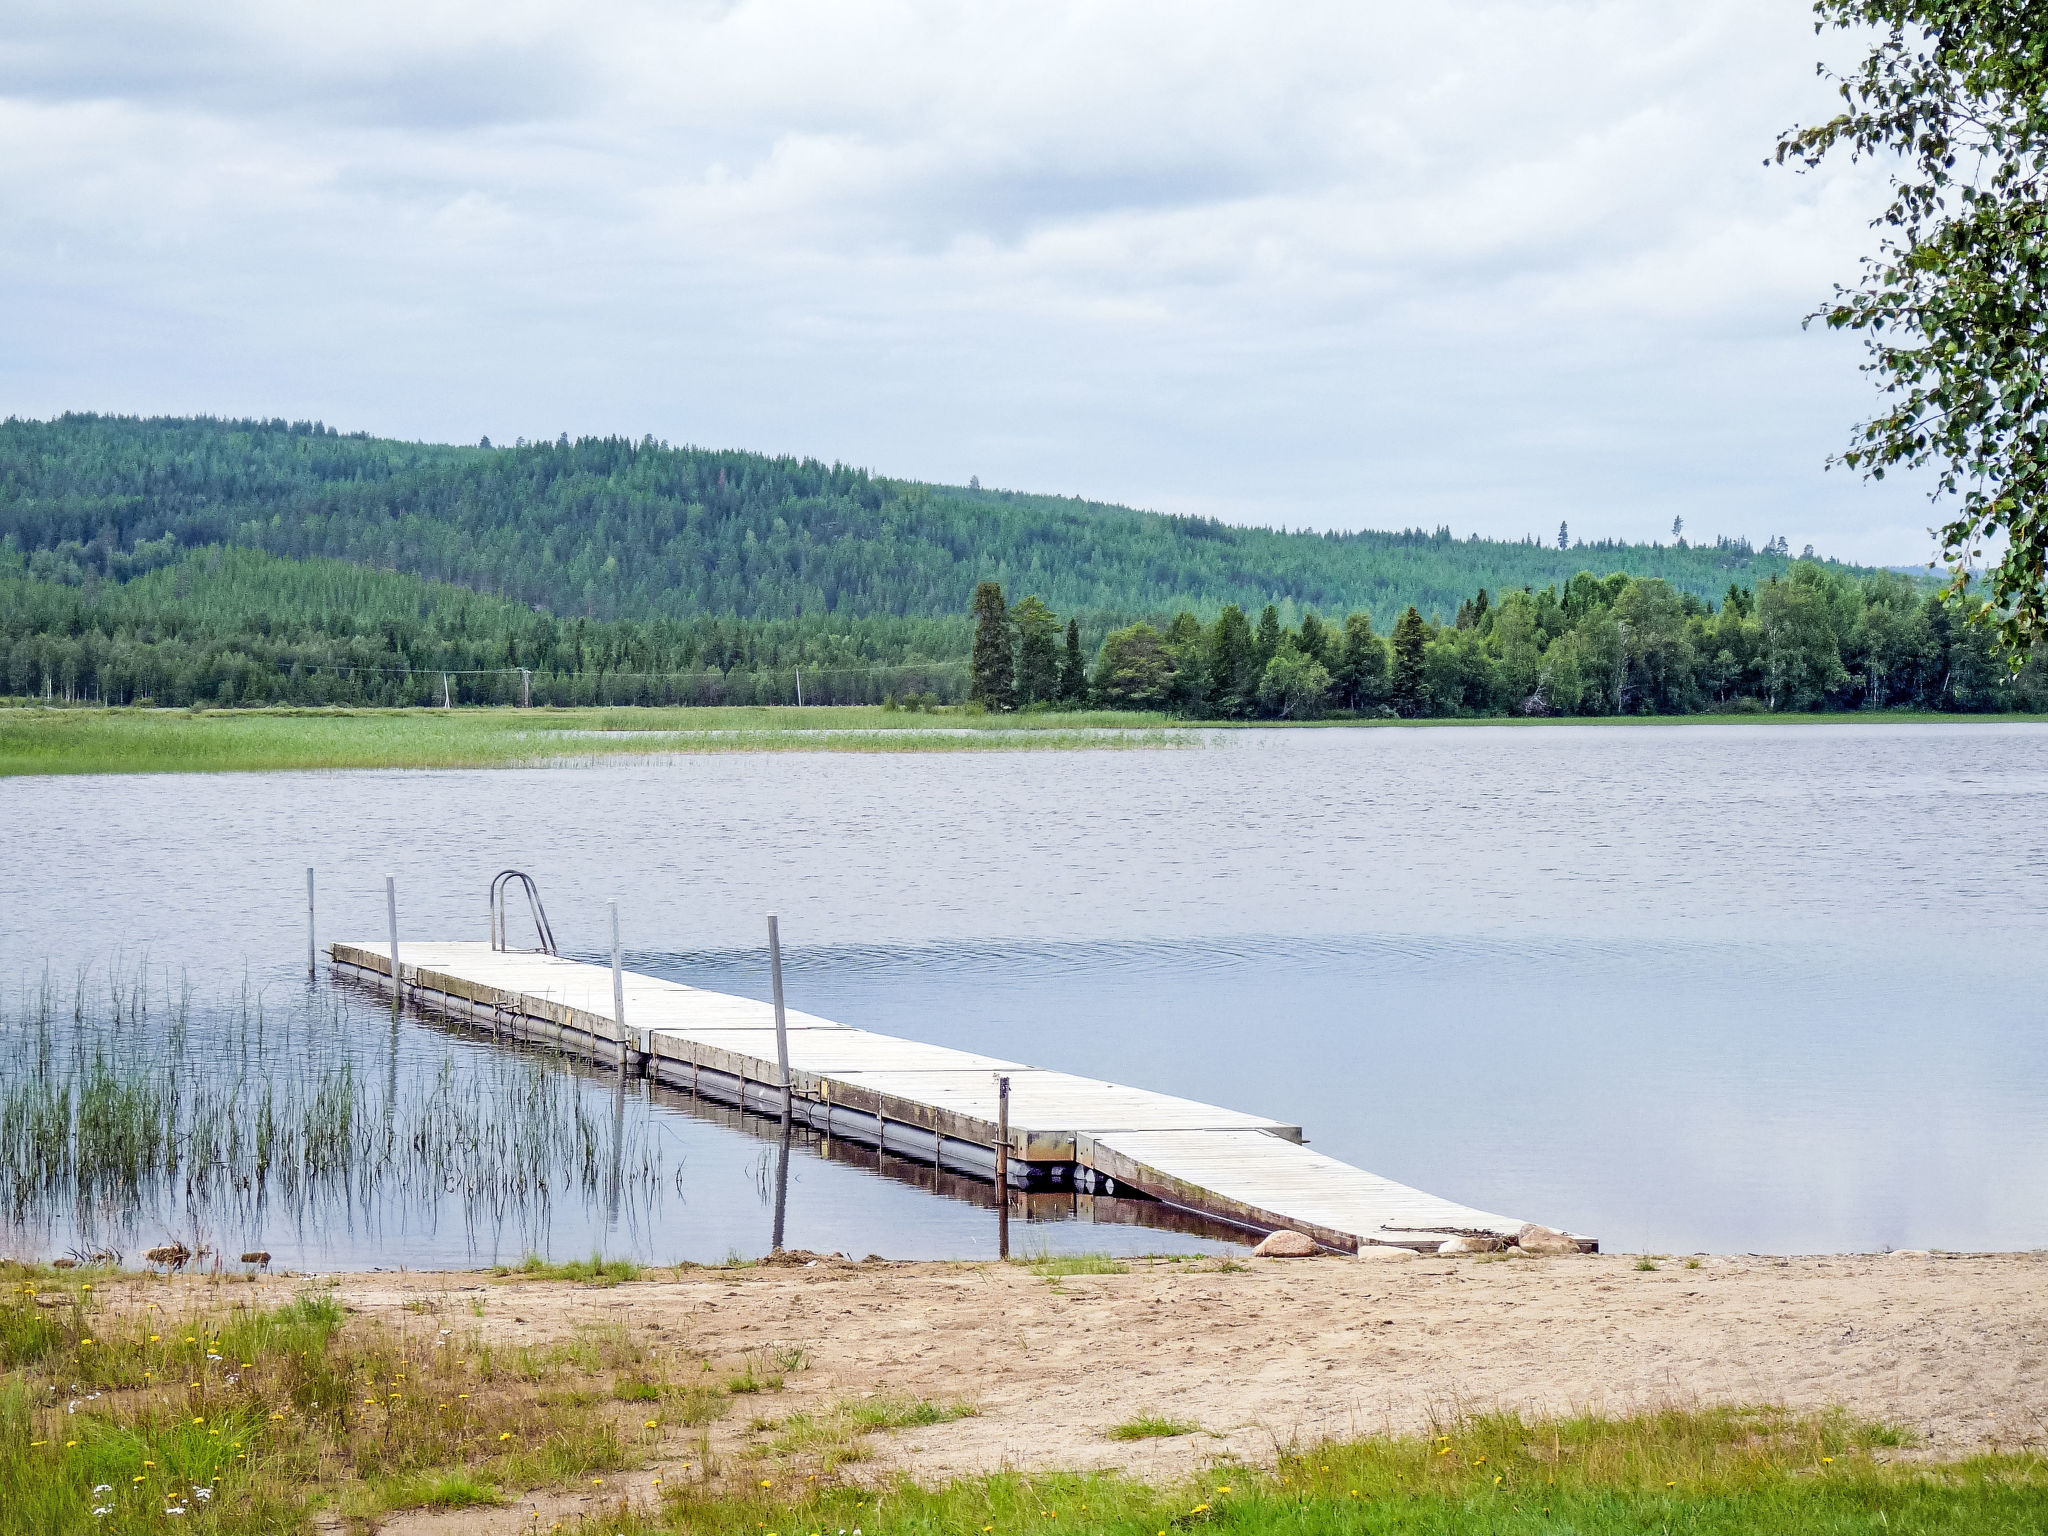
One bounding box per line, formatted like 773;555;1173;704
111;1247;2043;1533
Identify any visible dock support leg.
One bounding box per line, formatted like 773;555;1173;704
609;900;627;1081
995;1074;1010;1260
768;916;791;1126
306;867;316;979
384;874;401;1015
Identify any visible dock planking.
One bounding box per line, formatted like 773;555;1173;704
331;940;1592;1253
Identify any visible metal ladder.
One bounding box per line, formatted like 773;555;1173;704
489;869;559;955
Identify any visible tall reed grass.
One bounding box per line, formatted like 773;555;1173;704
0;965;662;1261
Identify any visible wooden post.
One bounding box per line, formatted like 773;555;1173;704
768;916;791;1124
306;867;316;978
609;900;627;1077
520;667;531;708
995;1074;1011;1260
796;665;803;707
384;874;401;1012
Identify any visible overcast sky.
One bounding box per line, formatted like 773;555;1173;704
0;1;1940;563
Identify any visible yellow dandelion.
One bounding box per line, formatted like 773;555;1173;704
647;1419;658;1429
499;1432;513;1441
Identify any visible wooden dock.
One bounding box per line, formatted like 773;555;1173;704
331;941;1593;1254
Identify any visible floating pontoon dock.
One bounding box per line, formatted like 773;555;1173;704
331;941;1594;1254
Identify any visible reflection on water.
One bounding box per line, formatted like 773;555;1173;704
3;721;2046;1259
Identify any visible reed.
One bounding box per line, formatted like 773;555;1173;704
0;965;662;1260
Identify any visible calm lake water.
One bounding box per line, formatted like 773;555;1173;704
3;721;2045;1267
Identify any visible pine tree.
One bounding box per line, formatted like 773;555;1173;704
1058;618;1086;702
970;581;1015;709
1390;605;1429;717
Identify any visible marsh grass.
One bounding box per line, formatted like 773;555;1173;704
0;966;662;1255
0;705;1188;777
600;1404;2038;1536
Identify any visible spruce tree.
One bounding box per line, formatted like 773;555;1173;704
1254;604;1282;668
1297;611;1331;666
1058;618;1087;702
1335;611;1388;710
1206;605;1253;715
970;580;1016;709
1012;593;1061;705
1390;605;1429;717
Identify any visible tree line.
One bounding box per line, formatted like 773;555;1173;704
967;566;2048;717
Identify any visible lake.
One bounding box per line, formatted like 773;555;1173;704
3;720;2044;1268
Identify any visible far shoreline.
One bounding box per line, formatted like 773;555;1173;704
3;700;2043;777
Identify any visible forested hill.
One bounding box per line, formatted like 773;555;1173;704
2;413;1827;625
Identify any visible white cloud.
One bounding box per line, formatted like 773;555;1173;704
0;0;1939;563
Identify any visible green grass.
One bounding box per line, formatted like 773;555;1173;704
587;1405;2042;1536
0;1283;655;1533
0;704;1188;775
1106;1414;1201;1440
494;1254;644;1287
1024;1254;1130;1279
840;1396;978;1431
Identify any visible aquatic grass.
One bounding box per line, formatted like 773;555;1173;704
0;705;1189;777
0;965;664;1259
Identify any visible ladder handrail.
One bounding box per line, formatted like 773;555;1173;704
489;870;559;955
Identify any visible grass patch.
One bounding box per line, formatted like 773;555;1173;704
495;1253;644;1286
1107;1414;1200;1441
0;704;1188;776
758;1397;979;1472
353;1466;504;1515
1024;1254;1129;1279
0;1281;702;1533
584;1404;2037;1536
840;1396;978;1431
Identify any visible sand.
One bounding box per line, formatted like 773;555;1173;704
126;1249;2048;1533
